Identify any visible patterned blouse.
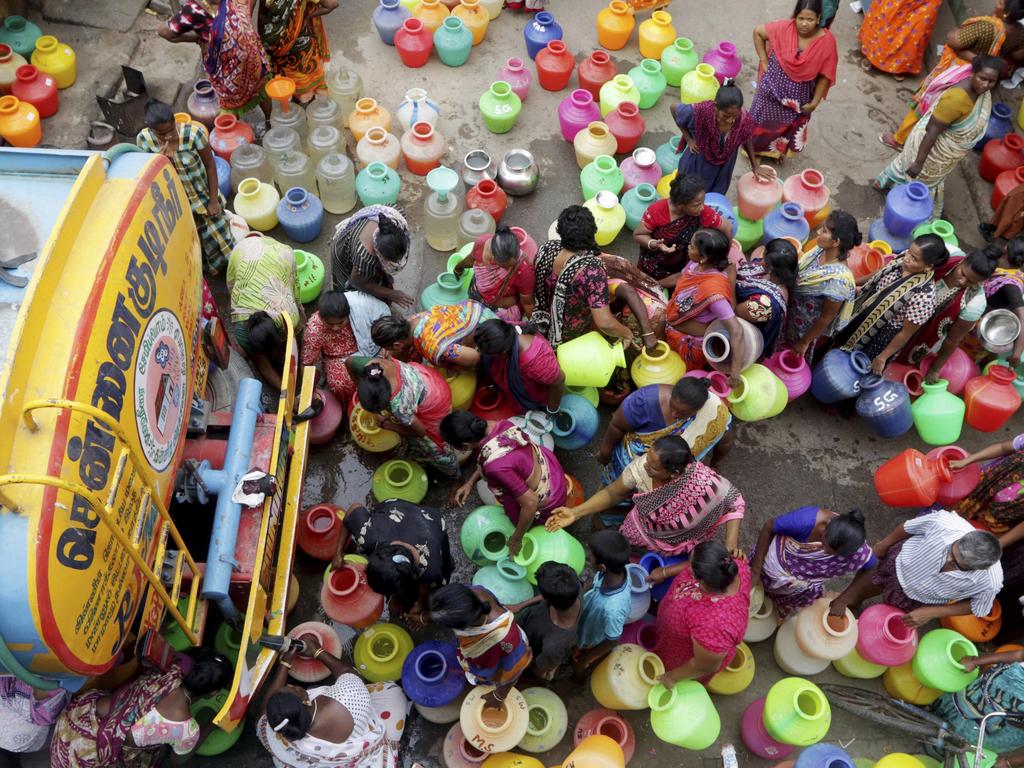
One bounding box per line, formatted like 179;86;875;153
136;123;212;215
332;218;392;291
343;501;453;588
535;240;610;343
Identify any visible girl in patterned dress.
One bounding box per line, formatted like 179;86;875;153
301;291;358;403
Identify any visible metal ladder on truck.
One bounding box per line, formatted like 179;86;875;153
0;398;207;660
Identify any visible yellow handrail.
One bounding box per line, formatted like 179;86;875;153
0;473;201;645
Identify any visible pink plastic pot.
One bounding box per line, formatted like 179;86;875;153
309;388;344;445
741;697;795;760
764;349;812;401
288;621;343;682
884;363;924;397
855;603;919;666
918;348;980;396
926;446;981;508
686;369;732;399
620;616;658;650
574;708;636;764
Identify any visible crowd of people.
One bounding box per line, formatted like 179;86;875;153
9;0;1024;766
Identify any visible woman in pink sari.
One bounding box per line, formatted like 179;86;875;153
474;318;565;413
546;435;744;555
355;359;458;477
452;227;536;322
445;411;568;557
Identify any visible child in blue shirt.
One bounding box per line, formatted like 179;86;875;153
574;530;632;675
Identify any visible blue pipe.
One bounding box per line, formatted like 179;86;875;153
199;377;262;623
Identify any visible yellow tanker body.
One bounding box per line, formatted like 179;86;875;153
0;146;312;736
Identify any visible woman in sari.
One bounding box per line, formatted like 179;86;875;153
894;247;997;376
860;0;944;77
474;318;564;413
547;435;745;557
429;584;533;709
161;0;270;118
663;228;746;382
786;210;860;360
52;652;231;767
749;507;876;618
834;234;951;374
874;56;1003;217
370;301;495;370
260;0;336;101
634;174;732;280
534;206;654;349
671;82;760;196
881;1;1024;148
259;635;406;768
445;411;568;557
646;542;751;687
137;100;234;276
736;237;800;357
331;206;413;308
598;377;732;485
749;0;838;159
452;227;536;322
932;647;1024;759
354;359;458;477
985;237;1024;366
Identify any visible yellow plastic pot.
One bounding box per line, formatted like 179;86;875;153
883;660;941;705
832;647;885;679
560;734;625;768
875;756;925;768
461;685;529;754
482;754;546;768
590;643;664;710
556;330;626;387
707;641;755;695
630;340;686;387
762;676;831;746
441;364;478;411
353;623;414;682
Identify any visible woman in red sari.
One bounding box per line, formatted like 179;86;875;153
474;318;564;413
663;228;746;384
452;227;536;322
161;0;271;117
749;0;838;158
647;540;752;686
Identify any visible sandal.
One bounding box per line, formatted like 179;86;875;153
859;58;873;73
878;133;901;151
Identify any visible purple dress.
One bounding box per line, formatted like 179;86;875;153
674;103;740;196
749;50;816;155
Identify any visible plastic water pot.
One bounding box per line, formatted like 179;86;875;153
353;622;414;682
621;616;658;650
884;660;942;705
794;598;858;661
964;365;1021;431
926;446;981;507
883;181;933;237
832;647;886;679
911;379;966;445
461;505;516;566
940;600;1002;643
856;603;918;666
401;639;467;707
513;527;585;584
918;347;979;395
517;687;567;753
707;641;755;695
461;685;529;753
795;743;856;768
638;551;685;601
472;559;535;606
773;615;830;676
573;709;635;764
320;563;385;627
855;374;913;438
912;628;980;693
287;621;343;682
624;563;652;623
648;681;720;750
873;448;951;507
741;697;795;760
590;643;664;710
297;503;343;560
560;735;625;768
745;584;778;643
764;349;812;401
556;331;626;386
630;340;686;387
762;676;831;746
810;349;871;403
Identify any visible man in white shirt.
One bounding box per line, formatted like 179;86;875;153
829;510;1003;628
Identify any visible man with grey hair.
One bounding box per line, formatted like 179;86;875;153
829;510;1003;629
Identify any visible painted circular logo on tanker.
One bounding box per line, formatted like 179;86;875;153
134;309;187;471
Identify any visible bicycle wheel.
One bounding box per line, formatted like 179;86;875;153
821;683;949;742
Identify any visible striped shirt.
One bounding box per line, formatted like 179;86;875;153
895;511;1003;617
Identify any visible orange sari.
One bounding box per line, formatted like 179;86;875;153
859;0;944;75
665;267;733;369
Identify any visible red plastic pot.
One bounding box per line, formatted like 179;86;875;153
992;165;1024;210
297;503;344;561
469;384;522;421
577;50;618;99
288;621;343;682
573;708;636;764
884;363;924;396
604;100;645;154
980;133;1024;183
964;364;1022;431
10;64;55;118
925;446;981;507
466;178;507;223
394;18;434;68
536;39;575;91
209;113;254;162
846;245;884;281
320;563;384;628
874;448;951;507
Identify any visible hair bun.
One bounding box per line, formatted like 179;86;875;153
846;508;866;525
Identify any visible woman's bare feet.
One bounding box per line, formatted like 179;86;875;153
878;133;902;150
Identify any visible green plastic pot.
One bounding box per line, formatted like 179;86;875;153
734;208;764;252
513;526;585;584
419;271;470;309
627;58;667;109
580;154;624;201
648;680;720;750
447;247;474;292
660;37;698;87
460;504;514;566
353;622;415;682
472;558;535;605
214;623;244;664
191;690;244;756
912;628;979;693
294;249;325;304
371;458;429;503
911;219;958;249
911;380;965;445
763;676;831;746
518;686;569;753
162;598;195;652
831;647;885;679
479;80;522;134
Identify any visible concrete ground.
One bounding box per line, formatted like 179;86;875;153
11;0;1024;764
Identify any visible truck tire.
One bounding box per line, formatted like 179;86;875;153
205;353;257;413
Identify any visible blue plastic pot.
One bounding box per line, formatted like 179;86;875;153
638;550;686;601
855;374;913;438
551;392;600;450
975;102;1013;152
795;743;856;768
372;0;411;45
215;155;231;199
523;11;563;59
869;217;912;254
763;202;809;244
811;349;871;404
883;181;933;237
704;192;737;233
400;639;466;707
277;187;324;243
